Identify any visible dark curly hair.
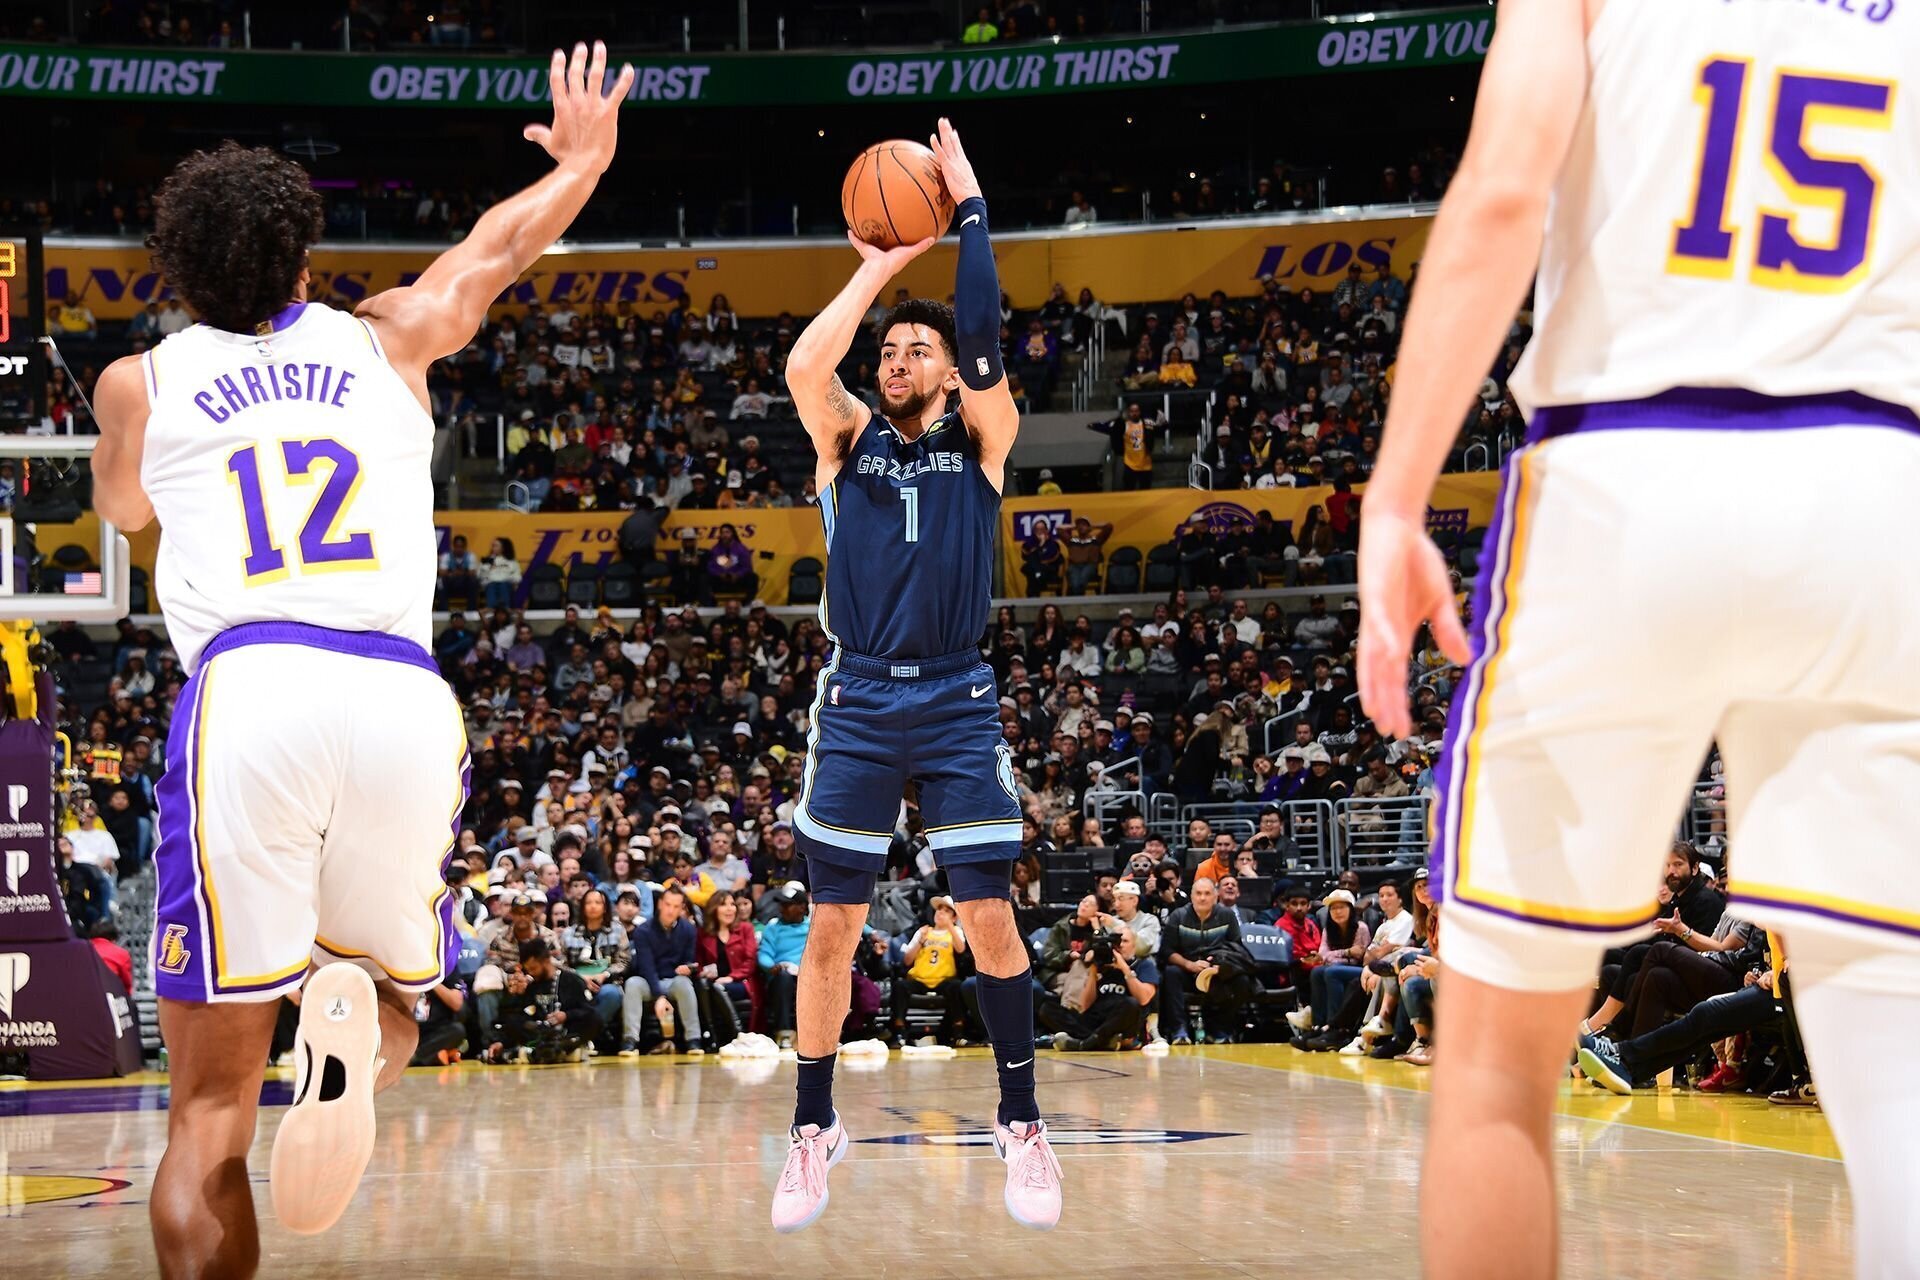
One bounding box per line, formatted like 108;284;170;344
147;142;324;334
880;298;957;366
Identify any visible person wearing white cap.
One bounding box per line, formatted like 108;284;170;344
1109;879;1165;1045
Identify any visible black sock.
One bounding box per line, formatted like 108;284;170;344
976;970;1040;1127
793;1051;837;1131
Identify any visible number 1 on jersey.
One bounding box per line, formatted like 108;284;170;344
901;485;919;543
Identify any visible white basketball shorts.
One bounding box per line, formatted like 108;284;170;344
150;622;469;1002
1433;393;1920;993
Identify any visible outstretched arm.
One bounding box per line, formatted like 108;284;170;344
930;118;1019;488
356;42;635;382
1357;0;1587;738
786;234;933;485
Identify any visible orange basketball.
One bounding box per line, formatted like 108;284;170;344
842;139;954;250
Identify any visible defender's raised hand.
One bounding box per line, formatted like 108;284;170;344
524;40;636;176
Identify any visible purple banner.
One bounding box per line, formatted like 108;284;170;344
0;685;63;941
0;939;143;1078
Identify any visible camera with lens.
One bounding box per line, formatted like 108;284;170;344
1086;930;1122;968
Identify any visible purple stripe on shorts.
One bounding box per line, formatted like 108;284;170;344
1730;892;1920;943
1428;452;1520;910
200;620;439;678
437;754;473;984
150;667;209;1001
1527;387;1920;443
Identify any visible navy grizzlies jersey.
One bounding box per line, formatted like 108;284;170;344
819;409;996;660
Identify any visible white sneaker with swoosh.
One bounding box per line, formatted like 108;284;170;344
771;1112;849;1233
970;684;992;698
991;1118;1063;1230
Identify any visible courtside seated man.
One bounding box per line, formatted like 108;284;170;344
1357;1;1920;1276
770;119;1063;1234
91;44;634;1278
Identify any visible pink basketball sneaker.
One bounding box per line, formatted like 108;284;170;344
269;963;384;1235
992;1118;1063;1230
770;1112;848;1233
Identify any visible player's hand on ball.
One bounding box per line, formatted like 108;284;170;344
524;40;637;176
847;230;936;274
929;117;983;204
1357;510;1471;740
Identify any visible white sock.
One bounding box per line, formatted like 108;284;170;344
1787;942;1920;1279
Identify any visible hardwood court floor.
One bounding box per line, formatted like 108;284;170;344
0;1045;1848;1278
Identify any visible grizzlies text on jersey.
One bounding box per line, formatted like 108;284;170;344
817;409;996;661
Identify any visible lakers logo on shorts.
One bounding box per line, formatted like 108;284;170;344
156;923;192;976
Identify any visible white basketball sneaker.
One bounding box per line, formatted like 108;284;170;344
992;1118;1063;1231
770;1111;848;1233
269;963;383;1235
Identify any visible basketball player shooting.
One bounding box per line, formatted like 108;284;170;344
769;118;1063;1234
89;43;634;1278
1356;0;1920;1276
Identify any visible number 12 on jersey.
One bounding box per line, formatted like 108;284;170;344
227;439;378;585
1670;58;1895;292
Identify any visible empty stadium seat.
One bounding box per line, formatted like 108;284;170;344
788;556;824;606
526;562;564;609
601;561;638;606
1143;544;1181;593
637;560;674;601
566;562;604;607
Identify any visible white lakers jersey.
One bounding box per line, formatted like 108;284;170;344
139;302;436;673
1510;0;1920;413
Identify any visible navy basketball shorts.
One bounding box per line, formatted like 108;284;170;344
794;647;1021;883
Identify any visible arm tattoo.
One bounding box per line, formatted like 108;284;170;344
824;374;858;426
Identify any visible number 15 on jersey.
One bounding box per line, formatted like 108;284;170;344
1670;58;1895;293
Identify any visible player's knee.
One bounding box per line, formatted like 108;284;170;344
804;902;870;958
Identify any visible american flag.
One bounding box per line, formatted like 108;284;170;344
62;572;100;594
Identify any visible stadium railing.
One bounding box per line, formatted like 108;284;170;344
1336;795;1433;873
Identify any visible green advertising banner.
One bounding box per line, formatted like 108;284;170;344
0;7;1492;109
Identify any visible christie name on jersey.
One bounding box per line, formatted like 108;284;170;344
854;451;968;482
192;362;358;424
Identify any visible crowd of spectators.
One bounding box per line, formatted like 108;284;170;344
1083;252;1525;495
46;569;1462;1060
41;501;1805;1098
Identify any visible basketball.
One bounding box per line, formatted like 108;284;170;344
842;139;954;250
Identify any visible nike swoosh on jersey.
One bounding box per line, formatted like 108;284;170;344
971;684;992;698
1007;1058;1033;1069
962;214;980;228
